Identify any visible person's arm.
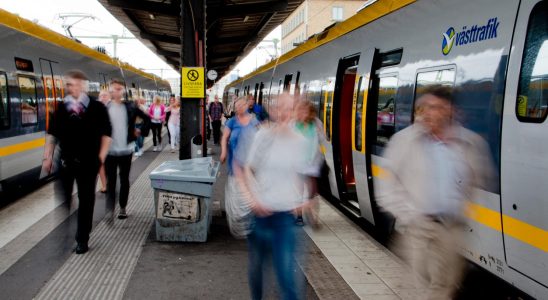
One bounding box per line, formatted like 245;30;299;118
220;126;230;164
98;104;113;164
42;135;57;173
99;136;112;164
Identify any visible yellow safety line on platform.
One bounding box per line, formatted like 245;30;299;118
0;137;45;157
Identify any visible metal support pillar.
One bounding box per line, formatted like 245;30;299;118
180;0;206;160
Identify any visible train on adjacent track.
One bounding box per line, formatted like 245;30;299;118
223;0;548;298
0;9;171;195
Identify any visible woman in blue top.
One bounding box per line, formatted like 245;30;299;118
220;97;260;238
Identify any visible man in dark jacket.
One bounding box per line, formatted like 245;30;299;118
44;70;112;254
105;78;151;219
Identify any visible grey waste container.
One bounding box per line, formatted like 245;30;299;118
149;157;220;242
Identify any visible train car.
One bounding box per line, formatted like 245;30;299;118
223;0;548;298
0;9;171;194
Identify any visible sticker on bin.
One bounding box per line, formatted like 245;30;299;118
158;192;199;221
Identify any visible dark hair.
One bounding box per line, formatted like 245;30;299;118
420;85;454;103
109;78;125;86
64;69;89;81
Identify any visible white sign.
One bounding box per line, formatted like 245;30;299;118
207;69;218;81
157;192;199;221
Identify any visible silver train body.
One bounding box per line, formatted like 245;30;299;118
223;0;548;298
0;9;171;193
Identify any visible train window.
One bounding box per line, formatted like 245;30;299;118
354;76;364;151
318;86;325;122
376;75;398;146
18;76;38;125
0;73;9;128
283;74;292;92
516;1;548;123
415;68;455;100
325;91;332;141
295;71;301;95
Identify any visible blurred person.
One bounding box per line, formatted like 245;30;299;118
241;93;312;300
209;95;224;145
205;95;212;141
377;86;495;299
247;94;268;122
220;97;260;238
97;90;111;192
43;70;111;254
293;100;325;227
105;79;151;219
148;96;166;151
165;95;175;145
134;98;148;157
167;97;181;153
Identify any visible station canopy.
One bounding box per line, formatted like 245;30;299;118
99;0;304;79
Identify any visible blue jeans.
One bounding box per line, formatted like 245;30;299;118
247;212;298;300
134;123;144;152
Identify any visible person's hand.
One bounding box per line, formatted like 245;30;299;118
220;151;227;164
134;128;141;137
42;157;53;173
251;201;271;217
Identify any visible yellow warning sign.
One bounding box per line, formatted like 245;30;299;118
517;95;528;117
181;67;205;98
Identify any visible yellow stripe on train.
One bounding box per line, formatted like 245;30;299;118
0;137;45;157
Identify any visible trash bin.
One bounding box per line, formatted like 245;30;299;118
149;156;220;242
191;134;203;158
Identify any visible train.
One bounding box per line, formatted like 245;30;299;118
0;9;171;195
223;0;548;298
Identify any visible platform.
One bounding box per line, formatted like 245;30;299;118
0;136;511;300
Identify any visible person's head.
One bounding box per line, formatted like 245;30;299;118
234;97;248;116
247;95;255;108
275;93;295;125
153;95;162;106
173;97;180;107
139;98;146;105
214;95;219;103
414;85;454;136
295;100;316;124
169;96;176;106
108;78;125;101
64;70;89;99
99;90;110;104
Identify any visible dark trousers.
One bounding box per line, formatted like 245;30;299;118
166;123;171;145
151;122;162;146
105;154;132;211
212;120;222;144
57;160;99;244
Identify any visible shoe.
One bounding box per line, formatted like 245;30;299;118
118;208;128;219
153;147;158;152
139;150;144;156
171;148;176;153
295;216;304;226
74;243;89;254
134;151;141;157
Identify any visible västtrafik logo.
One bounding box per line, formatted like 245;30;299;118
441;18;500;55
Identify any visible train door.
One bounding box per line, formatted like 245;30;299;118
332;54;361;212
501;0;548;287
39;59;61;178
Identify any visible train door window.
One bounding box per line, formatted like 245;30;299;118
0;72;9;128
375;75;398;147
516;1;548;122
283;74;293;92
258;82;264;106
294;71;301;95
414;68;456;100
354;76;365;151
254;83;259;100
18;76;38;125
325;90;332;141
318;85;325;123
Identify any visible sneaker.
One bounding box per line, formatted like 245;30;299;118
118;208;128;219
134;151;141;157
74;243;89;254
171;148;175;153
295;216;304;226
153;147;158;152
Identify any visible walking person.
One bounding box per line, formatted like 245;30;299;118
166;97;180;153
97;90;111;193
220;97;260;238
241;93;311;300
148;96;165;151
43;70;112;254
209;95;224;145
165;95;175;145
134;98;148;157
377;86;495;299
105;78;151;220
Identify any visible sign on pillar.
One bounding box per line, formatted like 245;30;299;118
181;67;205;98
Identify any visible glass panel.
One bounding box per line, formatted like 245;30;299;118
0;73;9;128
354;76;364;151
325;92;332;141
517;1;548;122
19;76;38;125
376;76;398;146
415;69;455;99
